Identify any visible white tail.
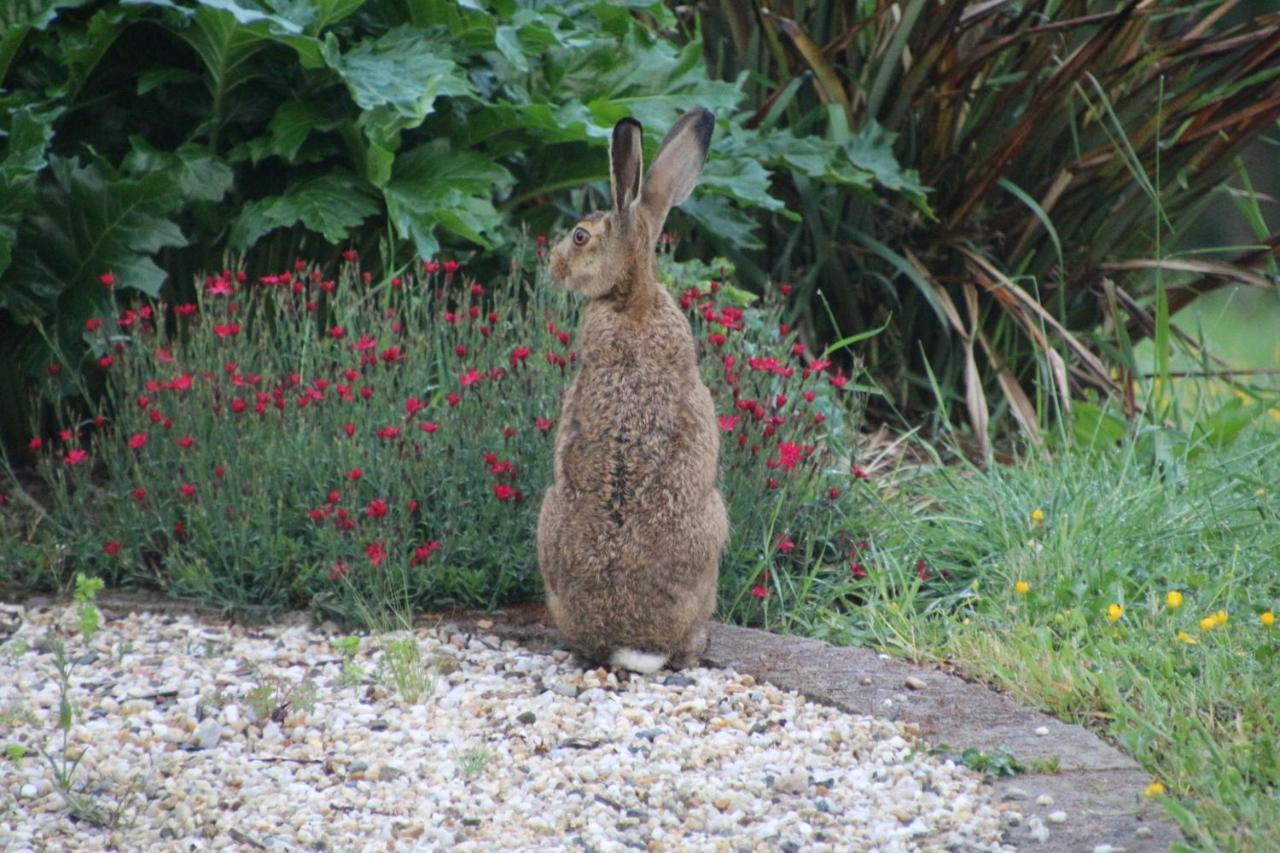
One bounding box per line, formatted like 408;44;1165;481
610;648;668;674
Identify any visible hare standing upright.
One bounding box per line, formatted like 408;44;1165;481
537;109;727;674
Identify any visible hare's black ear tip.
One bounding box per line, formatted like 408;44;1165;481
614;117;643;136
692;108;715;149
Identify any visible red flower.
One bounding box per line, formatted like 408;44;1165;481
380;346;405;363
172;522;187;539
718;415;739;432
365;542;387;566
509;346;531;367
85;318;102;332
99;272;116;288
424;261;440;274
175;303;198;317
179;482;197;498
493;483;519;502
535;416;554;433
501;425;516;439
205;278;234;297
446;392;461;407
443;260;459;275
330;560;350;582
343;423;357;438
707;332;726;347
410;540;441;566
128;433;148;449
365;498;389;519
751;584;768;599
774;394;787;408
102;540;121;556
28;437;43;451
329;326;346;340
213;323;241;338
828;487;841;500
64;449;88;465
377;425;401;440
766;477;779;490
214;465;225;479
404;397;426;417
556;331;570;347
779;283;793;296
177;435;194;449
327;489;341;504
341;249;358;262
771;441;805;470
354;335;378;351
230;398;247;414
419;421;439;434
131;487;147;502
346;468;363;481
850;561;868;579
852;465;870;480
776;536;795;555
308;507;328;524
407;499;419;513
915;560;930;582
99;355;114;369
830;374;848;389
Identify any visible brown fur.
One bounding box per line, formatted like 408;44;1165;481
537;109;727;668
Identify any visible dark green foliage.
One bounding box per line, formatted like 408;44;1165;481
2;0;907;450
690;1;1280;445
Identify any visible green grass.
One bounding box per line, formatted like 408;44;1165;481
790;423;1280;851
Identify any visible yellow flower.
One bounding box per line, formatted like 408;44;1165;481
1262;611;1275;628
1144;781;1166;799
1214;610;1228;626
1165;591;1183;610
1199;616;1216;631
1030;508;1045;526
1107;603;1124;622
1015;581;1030;595
1176;630;1197;645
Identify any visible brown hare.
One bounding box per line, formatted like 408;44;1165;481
537;108;728;673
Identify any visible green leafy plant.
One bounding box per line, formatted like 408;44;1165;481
331;634;363;687
379;636;432;705
3;0;885;451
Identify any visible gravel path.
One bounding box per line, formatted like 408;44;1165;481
0;601;1011;851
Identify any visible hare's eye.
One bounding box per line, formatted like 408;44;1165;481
572;227;590;247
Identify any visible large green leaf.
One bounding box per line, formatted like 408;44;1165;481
842;121;930;211
0;155;187;323
228;170;378;249
383;140;513;258
322;25;471;143
123;137;233;202
679;193;762;250
0;99;62;279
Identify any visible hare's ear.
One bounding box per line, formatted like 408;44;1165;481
610;117;644;222
640;108;713;225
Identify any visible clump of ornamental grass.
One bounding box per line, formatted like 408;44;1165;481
0;244;924;627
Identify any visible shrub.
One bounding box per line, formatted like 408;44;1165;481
0;0;920;451
1;247;877;626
